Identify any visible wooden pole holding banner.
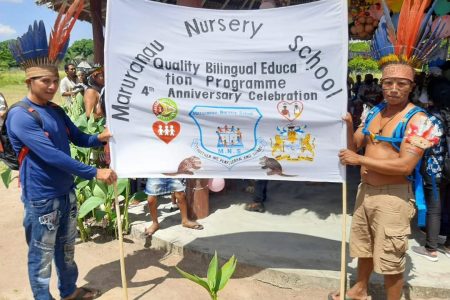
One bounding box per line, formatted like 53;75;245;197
340;181;347;299
114;182;129;300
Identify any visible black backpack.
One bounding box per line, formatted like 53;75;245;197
0;101;43;170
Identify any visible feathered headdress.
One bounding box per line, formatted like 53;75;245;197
9;0;84;79
371;0;445;71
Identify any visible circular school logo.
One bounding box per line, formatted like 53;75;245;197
152;98;178;122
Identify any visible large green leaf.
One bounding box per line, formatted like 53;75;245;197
95;181;108;197
116;178;128;195
93;184;106;198
74;114;88;130
70;146;78;158
76;179;90;189
218;255;237;291
175;267;211;294
1;168;12;188
207;251;219;292
87;114;97;133
94;210;107;221
131;191;147;201
78;196;105;219
81;186;92;199
106;178;127;199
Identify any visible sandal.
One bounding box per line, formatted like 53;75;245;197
244;202;265;213
182;221;204;230
62;287;101;300
328;291;372;300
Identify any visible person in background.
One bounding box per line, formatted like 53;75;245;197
352;74;363;101
356;73;383;106
244;180;269;213
410;74;448;262
373;77;380;87
144;178;204;236
84;67;104;119
75;70;88;96
60;63;79;105
0;92;7;127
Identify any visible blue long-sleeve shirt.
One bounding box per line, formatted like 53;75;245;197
6;97;102;201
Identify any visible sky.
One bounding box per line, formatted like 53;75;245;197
0;0;93;44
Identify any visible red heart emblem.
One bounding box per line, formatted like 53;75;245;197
277;101;303;122
152;121;180;144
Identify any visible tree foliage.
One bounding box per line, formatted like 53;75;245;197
348;56;379;74
349;41;371;52
64;39;94;64
0;40;18;70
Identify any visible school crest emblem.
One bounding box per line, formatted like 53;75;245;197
190;106;264;168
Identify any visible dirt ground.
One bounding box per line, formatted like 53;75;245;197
0;180;329;300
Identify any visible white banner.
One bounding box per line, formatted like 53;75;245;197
105;0;348;182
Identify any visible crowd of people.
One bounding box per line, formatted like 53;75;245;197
59;63;105;119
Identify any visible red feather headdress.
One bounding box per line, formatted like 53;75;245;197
371;0;445;69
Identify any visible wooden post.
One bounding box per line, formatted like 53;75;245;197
90;0;104;65
340;181;347;299
186;179;210;220
114;182;129;300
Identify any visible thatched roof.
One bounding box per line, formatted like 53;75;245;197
35;0;108;25
35;0;317;25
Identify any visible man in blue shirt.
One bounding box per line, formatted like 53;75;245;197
7;67;116;299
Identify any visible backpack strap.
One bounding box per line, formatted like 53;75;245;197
9;101;43;127
362;101;386;136
362;103;426;151
8;101;44;167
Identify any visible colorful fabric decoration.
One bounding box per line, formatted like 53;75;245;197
406;116;441;149
371;0;446;69
8;0;84;79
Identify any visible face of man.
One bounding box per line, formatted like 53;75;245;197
381;77;414;105
66;64;77;79
27;75;60;103
381;64;415;105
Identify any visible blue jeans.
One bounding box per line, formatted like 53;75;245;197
23;191;78;300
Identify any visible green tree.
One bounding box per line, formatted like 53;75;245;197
349;41;371;52
348;56;379;74
64;39;94;64
0;40;18;70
